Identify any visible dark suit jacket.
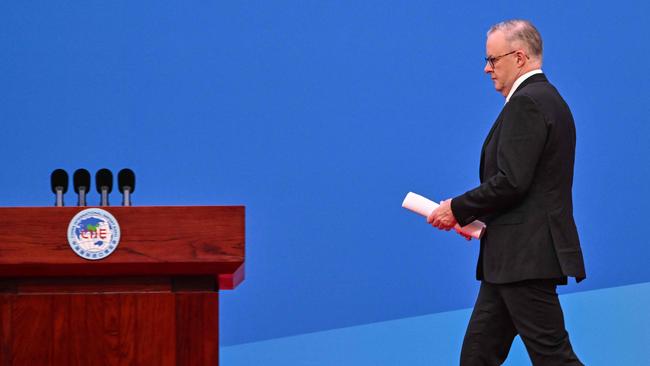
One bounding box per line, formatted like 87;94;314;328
451;73;586;284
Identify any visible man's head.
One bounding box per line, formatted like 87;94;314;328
484;19;543;97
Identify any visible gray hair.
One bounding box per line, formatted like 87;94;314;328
488;19;543;60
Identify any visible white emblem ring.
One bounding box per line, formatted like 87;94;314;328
67;208;121;260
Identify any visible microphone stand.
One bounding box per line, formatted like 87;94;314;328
55;186;64;207
77;186;87;206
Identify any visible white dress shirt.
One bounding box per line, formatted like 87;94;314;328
505;69;543;103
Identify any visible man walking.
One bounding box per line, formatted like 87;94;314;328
428;19;586;365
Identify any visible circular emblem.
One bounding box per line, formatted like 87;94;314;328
67;208;121;260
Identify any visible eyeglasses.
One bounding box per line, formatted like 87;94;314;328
484;50;517;68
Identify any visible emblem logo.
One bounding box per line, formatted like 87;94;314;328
67;208;121;260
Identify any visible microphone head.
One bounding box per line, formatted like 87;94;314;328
118;168;136;193
73;169;91;193
50;169;69;193
95;168;113;193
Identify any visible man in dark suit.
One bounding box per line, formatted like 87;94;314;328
428;20;586;365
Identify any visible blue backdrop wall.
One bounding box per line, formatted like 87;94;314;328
1;0;648;352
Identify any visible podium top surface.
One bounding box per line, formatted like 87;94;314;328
0;206;245;289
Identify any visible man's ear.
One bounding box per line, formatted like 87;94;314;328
517;51;530;67
516;51;526;66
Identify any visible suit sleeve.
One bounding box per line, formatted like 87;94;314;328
451;95;548;226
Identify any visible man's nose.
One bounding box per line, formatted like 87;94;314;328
484;62;493;74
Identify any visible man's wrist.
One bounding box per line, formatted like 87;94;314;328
451;196;475;227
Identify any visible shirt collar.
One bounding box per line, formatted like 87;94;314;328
505;69;543;103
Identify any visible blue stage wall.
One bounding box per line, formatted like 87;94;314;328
1;0;648;352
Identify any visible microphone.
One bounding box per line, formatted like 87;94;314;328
50;169;69;207
95;169;113;206
73;169;91;206
117;168;136;206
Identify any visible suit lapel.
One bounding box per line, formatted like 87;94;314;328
479;110;504;181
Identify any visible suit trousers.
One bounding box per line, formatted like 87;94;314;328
460;280;583;366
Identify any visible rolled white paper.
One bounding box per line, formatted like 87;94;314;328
402;192;486;240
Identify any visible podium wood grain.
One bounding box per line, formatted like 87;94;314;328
0;206;243;365
1;290;218;365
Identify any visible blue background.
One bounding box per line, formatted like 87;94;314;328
2;1;649;363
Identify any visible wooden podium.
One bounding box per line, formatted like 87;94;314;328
0;206;244;365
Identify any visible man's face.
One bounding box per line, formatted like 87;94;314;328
484;30;520;97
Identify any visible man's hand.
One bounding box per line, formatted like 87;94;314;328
427;199;457;231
